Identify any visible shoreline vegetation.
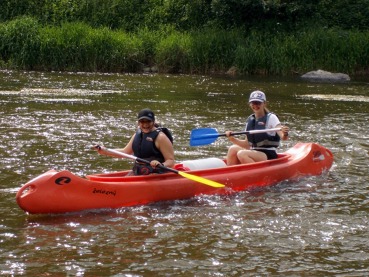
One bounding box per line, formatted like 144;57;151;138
1;1;369;76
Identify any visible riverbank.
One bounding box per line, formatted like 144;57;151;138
1;17;369;76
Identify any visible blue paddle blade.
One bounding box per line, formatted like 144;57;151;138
190;128;220;146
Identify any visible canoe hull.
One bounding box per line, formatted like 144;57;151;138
16;143;333;214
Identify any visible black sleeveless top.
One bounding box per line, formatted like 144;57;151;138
132;129;165;163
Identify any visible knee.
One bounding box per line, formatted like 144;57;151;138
236;150;245;160
227;145;243;165
228;145;241;155
237;150;252;164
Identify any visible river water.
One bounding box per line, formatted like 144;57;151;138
1;70;368;276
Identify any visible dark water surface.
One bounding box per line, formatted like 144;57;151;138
1;70;369;276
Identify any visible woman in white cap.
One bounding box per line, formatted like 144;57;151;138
225;91;289;165
96;108;175;175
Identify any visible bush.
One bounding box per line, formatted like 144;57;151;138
38;22;144;72
0;16;40;69
1;16;369;75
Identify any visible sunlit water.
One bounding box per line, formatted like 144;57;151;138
1;70;368;276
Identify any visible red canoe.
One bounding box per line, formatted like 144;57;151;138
16;143;333;214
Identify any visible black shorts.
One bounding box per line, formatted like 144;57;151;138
256;149;278;160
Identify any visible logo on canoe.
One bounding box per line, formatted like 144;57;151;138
93;188;117;197
55;177;71;185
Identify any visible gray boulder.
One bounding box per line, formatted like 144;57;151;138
301;69;350;82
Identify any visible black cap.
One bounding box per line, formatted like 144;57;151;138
138;108;155;121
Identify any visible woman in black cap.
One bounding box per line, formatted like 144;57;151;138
225;90;289;165
96;108;175;175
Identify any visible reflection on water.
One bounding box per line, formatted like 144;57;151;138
300;94;369;102
1;70;369;275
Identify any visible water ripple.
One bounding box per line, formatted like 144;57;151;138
1;71;369;275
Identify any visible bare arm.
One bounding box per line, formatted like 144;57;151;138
225;131;250;149
276;124;289;141
94;134;135;157
154;132;175;168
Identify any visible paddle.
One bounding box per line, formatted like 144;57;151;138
190;127;282;146
94;146;225;188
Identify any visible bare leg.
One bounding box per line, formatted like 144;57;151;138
226;145;244;165
237;150;267;164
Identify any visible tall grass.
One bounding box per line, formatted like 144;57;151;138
0;16;40;69
0;17;369;75
155;30;191;73
0;17;145;72
186;28;245;74
234;29;369;75
38;23;144;72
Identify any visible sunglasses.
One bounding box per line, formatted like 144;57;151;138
250;101;263;105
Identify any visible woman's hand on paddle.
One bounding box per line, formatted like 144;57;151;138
150;160;163;168
225;131;236;142
225;130;249;149
281;126;290;140
91;144;105;154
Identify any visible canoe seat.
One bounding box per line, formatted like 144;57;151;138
177;158;227;171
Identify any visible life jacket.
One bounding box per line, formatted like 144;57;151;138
131;128;173;175
132;129;165;162
245;112;280;149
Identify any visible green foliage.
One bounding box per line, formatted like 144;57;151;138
210;0;266;29
153;27;245;74
72;0;152;31
234;28;369;75
0;0;156;31
135;26;174;67
187;28;244;73
2;0;369;31
0;19;145;72
0;16;40;69
299;29;369;73
155;30;191;73
162;0;213;30
318;0;369;30
1;2;369;75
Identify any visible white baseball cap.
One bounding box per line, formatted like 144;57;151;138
249;90;266;102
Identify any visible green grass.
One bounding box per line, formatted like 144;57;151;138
1;17;369;75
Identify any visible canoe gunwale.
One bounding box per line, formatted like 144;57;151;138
86;153;291;182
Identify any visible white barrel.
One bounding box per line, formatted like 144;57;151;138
182;158;226;170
